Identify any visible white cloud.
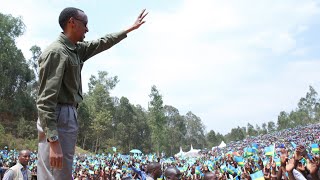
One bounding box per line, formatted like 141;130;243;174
127;0;320;134
1;0;320;135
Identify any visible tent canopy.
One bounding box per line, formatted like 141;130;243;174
130;149;142;154
218;141;226;148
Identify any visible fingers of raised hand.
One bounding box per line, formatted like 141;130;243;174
137;9;148;23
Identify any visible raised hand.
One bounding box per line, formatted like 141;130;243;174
294;145;305;161
126;9;148;33
280;149;288;167
285;158;295;172
297;162;306;172
306;157;320;176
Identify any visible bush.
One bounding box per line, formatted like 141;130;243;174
0;131;37;151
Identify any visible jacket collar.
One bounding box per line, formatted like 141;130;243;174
16;162;26;170
58;32;77;51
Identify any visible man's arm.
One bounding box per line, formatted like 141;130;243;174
131;165;142;177
131;165;146;180
37;50;66;169
286;158;296;180
77;9;148;62
37;50;66;139
77;31;127;61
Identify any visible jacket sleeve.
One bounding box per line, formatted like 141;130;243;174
37;50;66;139
77;31;127;62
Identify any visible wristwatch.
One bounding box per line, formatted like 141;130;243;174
47;135;59;142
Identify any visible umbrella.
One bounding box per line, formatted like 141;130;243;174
130;149;142;154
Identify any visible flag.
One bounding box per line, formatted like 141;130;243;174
233;151;241;157
195;166;201;175
148;154;154;161
244;148;254;157
252;143;259;153
236;166;242;176
278;143;285;148
122;165;127;171
311;144;319;153
208;163;214;171
252;155;259;162
234;156;244;167
252;143;259;149
177;167;184;173
220;164;227;173
227;164;236;174
290;142;297;149
250;170;265;180
264;145;275;156
274;158;281;167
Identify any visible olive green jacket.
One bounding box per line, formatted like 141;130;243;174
37;31;127;138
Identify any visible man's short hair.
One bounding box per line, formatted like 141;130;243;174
19;149;30;156
147;162;161;173
58;7;84;30
164;166;180;178
204;172;217;180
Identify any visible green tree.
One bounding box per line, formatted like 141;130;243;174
27;45;41;99
16;117;36;139
289;110;307;127
277;111;289;130
132;105;152;153
0;13;28;111
0;123;5;146
207;130;219;147
114;97;135;152
184;111;206;149
261;123;268;134
267;121;276;133
247;123;257;137
297;86;318;124
163;105;186;156
228;126;245;142
0;13;36;137
28;45;41;79
85;71;119;153
255;124;261;135
148;85;166;154
77;99;92;150
91;111;112;153
216;133;225;145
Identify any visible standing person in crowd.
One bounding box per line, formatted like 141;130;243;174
36;7;148;180
146;162;162;180
164;166;181;180
2;150;31;180
204;172;217;180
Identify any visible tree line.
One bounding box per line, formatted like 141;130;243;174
1;12;319;155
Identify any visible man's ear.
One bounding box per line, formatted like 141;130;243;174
67;17;76;28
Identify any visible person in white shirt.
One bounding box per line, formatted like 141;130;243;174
2;150;31;180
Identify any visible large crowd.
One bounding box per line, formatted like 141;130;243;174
0;123;319;180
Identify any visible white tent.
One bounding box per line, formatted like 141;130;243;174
218;141;226;148
175;145;202;158
174;147;185;157
184;144;201;158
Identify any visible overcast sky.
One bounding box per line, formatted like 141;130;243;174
1;0;320;135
